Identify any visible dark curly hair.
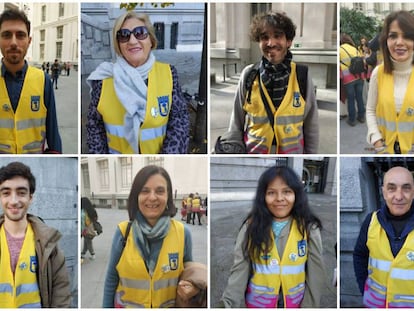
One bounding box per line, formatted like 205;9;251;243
242;166;322;262
0;162;35;194
250;11;296;42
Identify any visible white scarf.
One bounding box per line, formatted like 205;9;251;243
87;53;156;153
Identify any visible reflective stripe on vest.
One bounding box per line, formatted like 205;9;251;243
245;220;307;308
0;66;46;154
115;219;184;308
97;62;172;154
243;62;306;154
0;224;41;308
363;212;414;308
376;64;414;154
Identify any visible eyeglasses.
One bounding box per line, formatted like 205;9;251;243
116;26;149;43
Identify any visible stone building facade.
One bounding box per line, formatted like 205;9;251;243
80;3;204;93
210;2;337;90
211;156;337;205
81;156;208;210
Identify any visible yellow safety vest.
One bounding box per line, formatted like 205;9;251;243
376;64;414;154
364;212;414;308
114;219;184;308
0;224;41;308
0;66;46;154
245;220;307;308
243;62;306;154
97;62;173;154
192;198;201;212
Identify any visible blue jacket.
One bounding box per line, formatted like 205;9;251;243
353;204;414;294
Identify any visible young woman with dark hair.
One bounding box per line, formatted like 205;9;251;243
220;166;325;308
366;10;414;154
103;165;193;308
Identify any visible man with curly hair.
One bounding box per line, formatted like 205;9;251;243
224;11;319;154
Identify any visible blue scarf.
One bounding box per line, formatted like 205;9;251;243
87;53;156;153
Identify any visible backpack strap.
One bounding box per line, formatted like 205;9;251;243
295;64;308;100
245;62;260;104
122;220;132;248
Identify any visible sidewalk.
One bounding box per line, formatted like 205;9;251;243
210;193;337;307
340;117;371;154
53;71;78;154
80;207;207;308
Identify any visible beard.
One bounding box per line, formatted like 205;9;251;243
5;207;27;222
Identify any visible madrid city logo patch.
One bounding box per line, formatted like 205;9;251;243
157;96;169;117
168;253;179;271
31;96;40;112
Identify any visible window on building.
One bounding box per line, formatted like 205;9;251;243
120;157;132;188
57;26;63;39
59;3;65;17
98;160;109;190
147;157;164;167
40;30;45;41
40;44;45;60
56;42;62;59
81;164;90;189
251;3;271;17
170;22;178;49
154;22;165;49
374;3;381;14
41;5;46;22
354;3;363;11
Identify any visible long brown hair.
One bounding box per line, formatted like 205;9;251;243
380;10;414;73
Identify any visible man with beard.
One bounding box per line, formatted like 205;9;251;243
0;9;62;153
0;161;70;307
222;11;319;154
354;166;414;308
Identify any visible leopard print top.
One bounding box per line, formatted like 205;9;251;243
86;65;189;154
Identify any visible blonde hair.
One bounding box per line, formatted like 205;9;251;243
112;11;157;56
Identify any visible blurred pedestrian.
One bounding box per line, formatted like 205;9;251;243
81;197;98;261
340;33;366;127
51;59;60;90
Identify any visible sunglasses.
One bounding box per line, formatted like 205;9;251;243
117;26;149;43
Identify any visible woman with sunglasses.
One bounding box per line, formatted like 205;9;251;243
86;11;189;154
366;10;414;154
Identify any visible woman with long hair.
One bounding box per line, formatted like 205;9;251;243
220;166;325;308
366;10;414;154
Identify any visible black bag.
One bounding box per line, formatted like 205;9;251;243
93;221;103;235
214;131;246;154
341;47;365;75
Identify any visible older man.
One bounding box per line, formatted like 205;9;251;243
354;166;414;308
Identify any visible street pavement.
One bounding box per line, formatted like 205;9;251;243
210;79;338;154
53;71;78;154
210;193;338;308
340;116;372;154
80;205;208;308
